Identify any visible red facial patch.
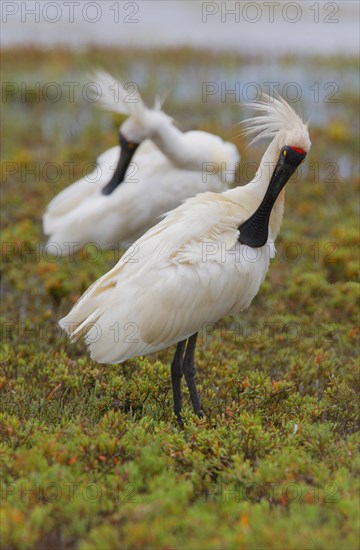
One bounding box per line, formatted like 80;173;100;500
289;146;306;154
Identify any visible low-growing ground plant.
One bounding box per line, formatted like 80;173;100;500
1;47;359;550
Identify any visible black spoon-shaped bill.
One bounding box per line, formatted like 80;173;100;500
238;145;307;248
102;133;140;196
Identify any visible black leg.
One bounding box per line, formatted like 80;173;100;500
182;332;203;417
171;339;186;422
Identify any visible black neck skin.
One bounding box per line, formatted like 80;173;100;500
238;146;306;248
102;133;140;196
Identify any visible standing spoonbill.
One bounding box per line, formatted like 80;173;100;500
59;93;311;421
43;71;239;255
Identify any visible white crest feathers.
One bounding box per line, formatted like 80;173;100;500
241;92;307;145
91;70;146;119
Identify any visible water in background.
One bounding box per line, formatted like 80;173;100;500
2;0;359;54
3;1;359;181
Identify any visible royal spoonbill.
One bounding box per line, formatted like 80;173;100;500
43;71;239;255
60;93;311;421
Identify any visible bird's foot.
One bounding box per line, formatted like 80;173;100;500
196;408;204;418
175;411;184;427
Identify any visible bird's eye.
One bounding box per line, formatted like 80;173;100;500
128;143;135;149
283;150;287;156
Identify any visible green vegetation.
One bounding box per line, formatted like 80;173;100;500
1;47;359;549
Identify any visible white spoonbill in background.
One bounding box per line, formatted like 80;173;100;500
43;71;240;255
60;93;311;421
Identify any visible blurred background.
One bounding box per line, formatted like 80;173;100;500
2;0;359;53
2;0;359;172
1;2;359;549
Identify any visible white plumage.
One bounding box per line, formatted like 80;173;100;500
43;71;239;254
60;94;311;356
60;93;311;417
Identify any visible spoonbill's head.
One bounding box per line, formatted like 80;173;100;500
239;93;311;247
119;108;172;143
271;96;311;187
93;70;172;195
278;121;311;161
